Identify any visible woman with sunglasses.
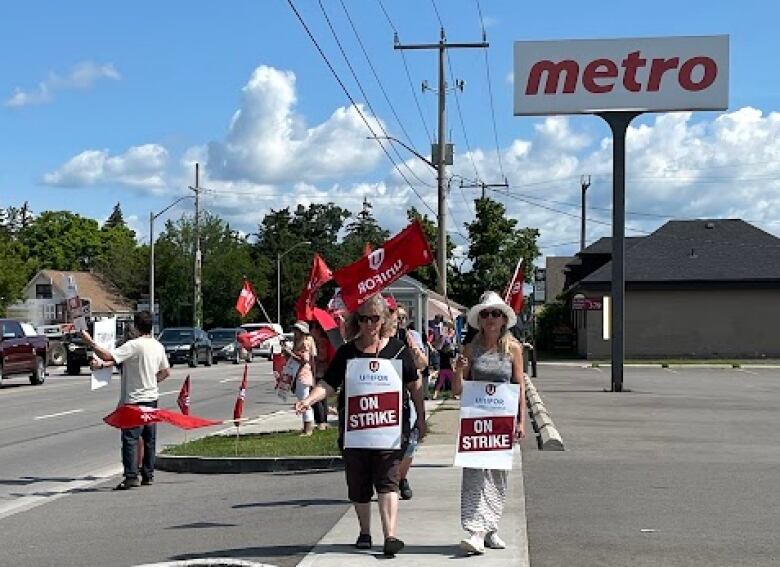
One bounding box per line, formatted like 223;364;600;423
295;293;426;557
453;291;526;555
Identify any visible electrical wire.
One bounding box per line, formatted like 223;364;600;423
475;0;505;179
447;55;482;183
430;0;444;28
286;0;436;216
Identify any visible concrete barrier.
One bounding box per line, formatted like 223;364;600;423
524;375;565;451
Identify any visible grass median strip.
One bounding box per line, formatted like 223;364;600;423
164;428;340;458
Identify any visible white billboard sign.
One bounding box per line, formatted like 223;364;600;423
514;35;729;115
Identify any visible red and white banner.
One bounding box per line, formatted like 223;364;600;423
505;259;525;314
233;364;248;427
295;253;333;321
334;221;433;311
177;375;191;415
344;358;403;450
103;405;221;430
237;327;278;350
454;381;520;470
235;279;257;318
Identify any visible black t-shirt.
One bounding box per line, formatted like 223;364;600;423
323;337;419;445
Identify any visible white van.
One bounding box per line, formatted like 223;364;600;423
239;322;284;360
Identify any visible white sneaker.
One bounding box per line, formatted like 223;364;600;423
485;532;506;549
460;533;485;554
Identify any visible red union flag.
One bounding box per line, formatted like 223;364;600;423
177;375;191;415
237;327;278;350
458;416;515;452
103;405;221;430
235;279;257;318
346;392;401;432
334;221;433;311
233;364;248;426
504;259;525;314
295;254;333;320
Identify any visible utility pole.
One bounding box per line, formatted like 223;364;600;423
189;164;203;329
460;179;509;200
580;174;591;251
395;28;487;297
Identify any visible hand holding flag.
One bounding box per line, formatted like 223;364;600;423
236;279;257;318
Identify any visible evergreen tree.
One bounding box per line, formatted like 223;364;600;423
104;202;126;229
340;198;390;264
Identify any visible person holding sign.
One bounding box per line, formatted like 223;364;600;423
285;321;318;436
453;291;526;555
295;294;425;557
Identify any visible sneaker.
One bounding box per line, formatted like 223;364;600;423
141;477;154;486
485;532;506;549
399;478;413;500
354;533;372;550
383;537;404;556
460;533;485;554
114;477;141;491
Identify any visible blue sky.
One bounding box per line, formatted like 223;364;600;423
2;1;779;259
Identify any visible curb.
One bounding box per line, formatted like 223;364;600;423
524;375;564;451
156;453;343;474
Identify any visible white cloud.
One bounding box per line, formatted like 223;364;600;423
6;61;121;108
43;144;168;190
206;65;385;184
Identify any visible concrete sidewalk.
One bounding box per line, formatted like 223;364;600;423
297;402;531;567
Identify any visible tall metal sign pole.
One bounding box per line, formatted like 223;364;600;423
395;29;487;296
513;35;729;392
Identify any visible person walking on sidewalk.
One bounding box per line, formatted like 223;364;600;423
310;320;335;431
286;321;318;437
295;294;426;557
81;311;170;490
453;291;526;554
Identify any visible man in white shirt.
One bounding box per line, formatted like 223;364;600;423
81;311;170;490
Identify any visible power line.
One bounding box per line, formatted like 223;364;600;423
475;0;505;179
447;55;482;183
317;0;436;191
430;0;444;27
285;0;436;216
376;0;433;143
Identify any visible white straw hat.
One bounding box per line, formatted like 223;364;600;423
466;291;517;329
293;321;310;334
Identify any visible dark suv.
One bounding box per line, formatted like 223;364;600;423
159;327;212;367
208;328;253;364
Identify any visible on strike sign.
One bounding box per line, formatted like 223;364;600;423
454;381;520;471
344;358;403;450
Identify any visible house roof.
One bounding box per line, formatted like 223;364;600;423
36;270;135;314
580;236;645;255
580;220;780;285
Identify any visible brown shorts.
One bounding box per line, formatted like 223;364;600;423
342;448;405;503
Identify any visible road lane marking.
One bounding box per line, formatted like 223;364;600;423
34;409;84;420
219;377;241;383
159;390;179;397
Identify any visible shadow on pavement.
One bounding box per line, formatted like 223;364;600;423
0;475;102;486
233;498;348;509
167;521;239;529
170;543;466;561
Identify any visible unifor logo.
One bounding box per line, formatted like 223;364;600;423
485;383;496;396
511;282;523;294
368;248;385;271
369;360;380;373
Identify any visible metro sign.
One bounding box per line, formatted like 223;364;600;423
514;35;729;115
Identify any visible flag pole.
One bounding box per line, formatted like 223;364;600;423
234;425;239;456
505;258;523;303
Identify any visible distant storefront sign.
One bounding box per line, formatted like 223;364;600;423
572;294;603;311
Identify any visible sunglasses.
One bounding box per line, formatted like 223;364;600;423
479;309;506;319
397;315;407;321
357;314;381;324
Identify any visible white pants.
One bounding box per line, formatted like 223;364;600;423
296;381;314;423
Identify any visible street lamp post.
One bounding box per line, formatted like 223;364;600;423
276;241;311;326
149;195;195;334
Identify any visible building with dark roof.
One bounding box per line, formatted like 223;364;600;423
564;219;780;359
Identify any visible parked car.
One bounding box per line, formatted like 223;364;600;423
208;327;253;364
62;319;132;376
0;318;48;386
239;322;283;360
159;327;212;367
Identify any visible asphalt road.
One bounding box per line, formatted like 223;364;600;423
0;358;291;521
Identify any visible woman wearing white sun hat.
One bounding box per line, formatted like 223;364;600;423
453;291;526;555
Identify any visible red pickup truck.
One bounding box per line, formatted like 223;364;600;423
0;319;48;386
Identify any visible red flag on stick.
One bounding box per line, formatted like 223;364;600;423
233;364;248;427
294;253;333;320
103;405;221;430
334;221;433;311
235;279;257;318
177;375;191;415
237;327;279;350
505;259;525;314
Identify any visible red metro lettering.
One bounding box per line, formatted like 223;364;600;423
347;392;400;431
459;416;515;452
525;50;718;95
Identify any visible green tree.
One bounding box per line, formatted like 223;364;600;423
0;236;35;315
405;206;457;292
95;220;146;302
340;198;389;265
18;211;102;271
453;197;540;307
104;203;126;229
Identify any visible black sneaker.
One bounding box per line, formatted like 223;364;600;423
355;533;372;550
383;537;404;556
114;477;141;491
399;478;413;500
141;477;153;486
